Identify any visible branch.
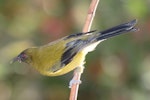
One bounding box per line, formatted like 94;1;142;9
69;0;100;100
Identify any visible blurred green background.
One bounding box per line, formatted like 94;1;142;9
0;0;150;100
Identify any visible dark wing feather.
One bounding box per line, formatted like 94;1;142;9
60;47;77;66
50;39;86;72
60;39;86;67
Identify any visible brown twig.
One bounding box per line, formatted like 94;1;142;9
69;0;100;100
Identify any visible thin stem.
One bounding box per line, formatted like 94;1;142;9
83;0;100;32
69;0;100;100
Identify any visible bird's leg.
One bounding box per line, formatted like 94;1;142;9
69;65;85;88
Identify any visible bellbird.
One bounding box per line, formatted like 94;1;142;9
11;20;137;76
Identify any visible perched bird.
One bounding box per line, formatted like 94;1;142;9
11;20;137;76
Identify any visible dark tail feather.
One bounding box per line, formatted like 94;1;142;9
97;19;137;41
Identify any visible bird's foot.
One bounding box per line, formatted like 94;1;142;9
69;79;82;88
69;66;85;88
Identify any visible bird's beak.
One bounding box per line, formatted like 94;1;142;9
10;56;22;64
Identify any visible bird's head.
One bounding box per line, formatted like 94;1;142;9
11;48;34;64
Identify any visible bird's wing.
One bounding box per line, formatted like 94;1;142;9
50;39;87;72
61;39;86;65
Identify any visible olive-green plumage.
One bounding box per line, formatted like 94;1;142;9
12;20;137;76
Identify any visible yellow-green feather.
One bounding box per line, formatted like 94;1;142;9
26;34;97;76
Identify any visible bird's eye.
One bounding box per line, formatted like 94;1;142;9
21;53;26;58
19;52;28;61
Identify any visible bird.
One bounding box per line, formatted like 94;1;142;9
11;20;137;76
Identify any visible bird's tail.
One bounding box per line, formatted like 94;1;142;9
96;19;137;41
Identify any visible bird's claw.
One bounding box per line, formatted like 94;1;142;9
69;79;82;88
